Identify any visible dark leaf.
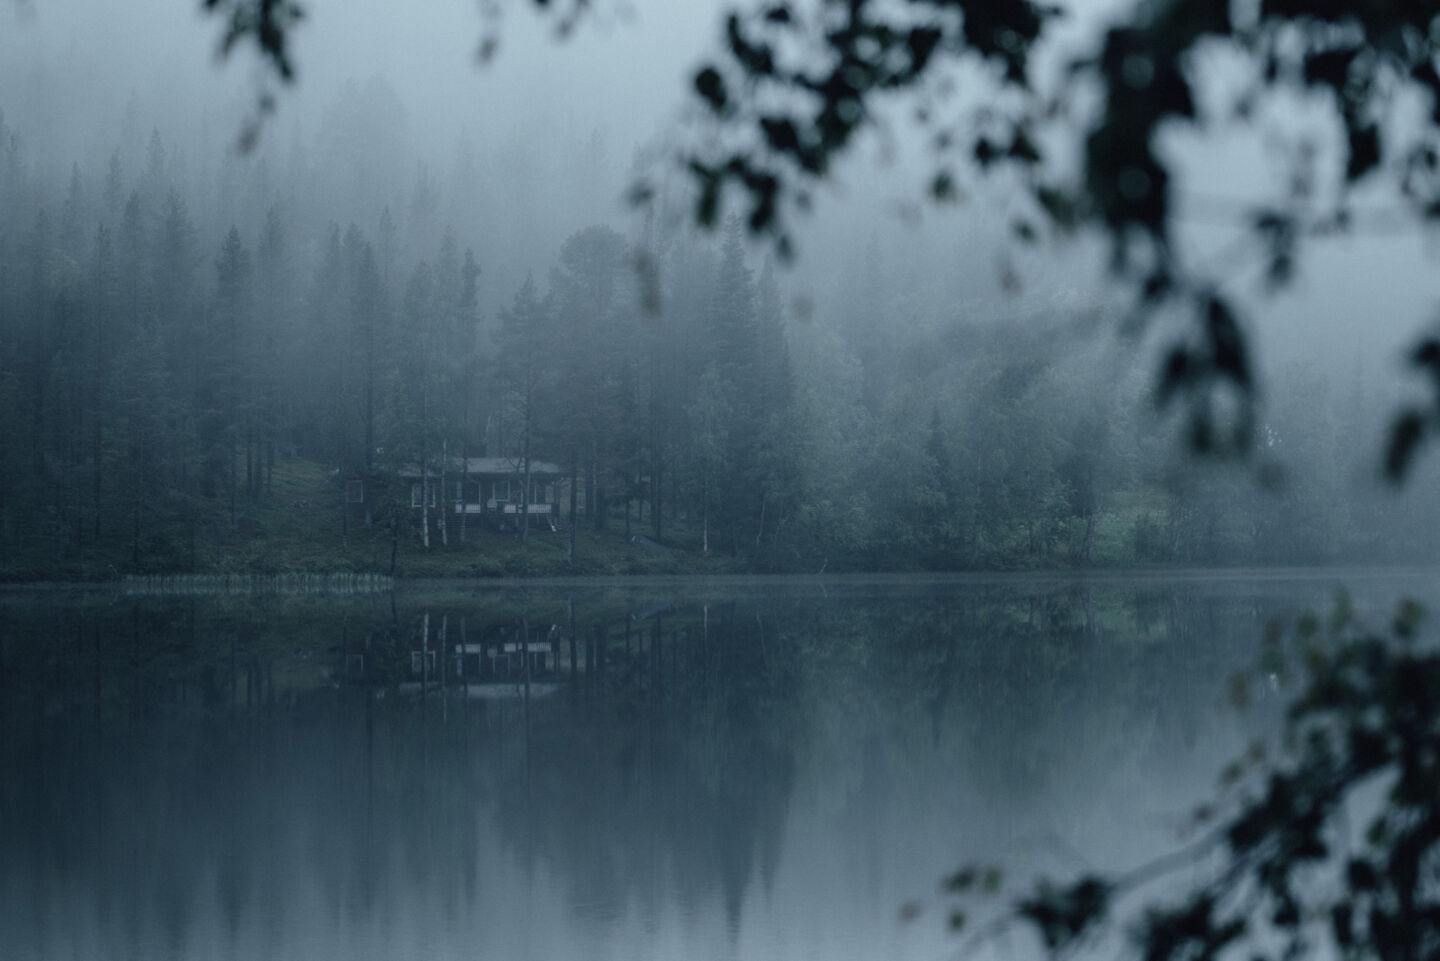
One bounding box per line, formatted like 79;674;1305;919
1017;877;1109;950
760;116;801;153
1142;269;1173;302
974;138;999;167
907;27;943;73
727;13;775;76
1346;859;1379;892
1009;128;1041;164
1157;343;1197;407
944;867;976;892
1303;47;1359;91
1385;410;1426;482
1414;60;1440;124
1411;338;1440;377
1205;295;1250;390
1331;904;1354;948
694;67;729;113
1346;124;1381;182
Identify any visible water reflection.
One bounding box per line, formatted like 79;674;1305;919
0;575;1392;961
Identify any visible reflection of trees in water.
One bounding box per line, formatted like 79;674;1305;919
493;600;797;934
0;581;1334;957
762;581;1294;879
0;592;803;953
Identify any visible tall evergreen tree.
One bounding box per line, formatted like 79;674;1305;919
495;273;552;544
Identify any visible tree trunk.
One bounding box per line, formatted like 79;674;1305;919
460;448;469;543
520;453;532;545
439;441;449;547
389;511;398;576
229;432;237;530
589;459;602;532
420;455;430;550
568;459;578;565
520;373;533;544
652;458;662;541
91;407;102;540
1080;509;1097;565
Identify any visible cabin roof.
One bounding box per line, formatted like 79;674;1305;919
398;457;565;478
462;457;564;476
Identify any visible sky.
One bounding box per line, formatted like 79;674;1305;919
5;0;1440;406
0;0;1138;321
0;0;717;178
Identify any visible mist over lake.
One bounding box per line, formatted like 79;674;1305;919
7;3;1440;960
4;573;1419;961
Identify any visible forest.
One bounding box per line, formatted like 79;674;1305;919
1;89;1438;580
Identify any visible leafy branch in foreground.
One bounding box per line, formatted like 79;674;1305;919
193;0;1440;472
922;598;1440;961
672;1;1440;471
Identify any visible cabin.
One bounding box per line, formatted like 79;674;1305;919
398;457;575;528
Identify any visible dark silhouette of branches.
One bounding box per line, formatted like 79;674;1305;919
929;599;1440;961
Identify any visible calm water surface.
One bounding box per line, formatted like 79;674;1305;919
1;572;1428;961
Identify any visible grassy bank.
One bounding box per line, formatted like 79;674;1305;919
0;456;1188;583
0;458;738;582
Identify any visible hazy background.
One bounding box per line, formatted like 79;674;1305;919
6;0;1440;572
7;0;1436;381
0;0;1070;321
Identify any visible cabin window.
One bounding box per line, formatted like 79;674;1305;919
345;480;364;504
411;483;437;508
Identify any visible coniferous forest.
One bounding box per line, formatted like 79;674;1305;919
2;96;1439;580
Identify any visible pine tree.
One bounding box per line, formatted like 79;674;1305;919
210;226;252;528
496;273;551;544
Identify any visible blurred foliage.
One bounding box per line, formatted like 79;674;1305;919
671;0;1440;473
931;598;1440;961
198;0;1440;470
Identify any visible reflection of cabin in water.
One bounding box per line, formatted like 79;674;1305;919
399;457;573;529
385;608;682;700
452;627;560;681
408;621;565;693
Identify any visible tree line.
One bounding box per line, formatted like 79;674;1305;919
1;106;1438;576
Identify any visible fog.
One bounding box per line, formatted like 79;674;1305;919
2;0;1440;577
7;6;1440;961
1;0;726;313
0;579;1313;961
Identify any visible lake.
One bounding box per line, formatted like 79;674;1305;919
1;572;1426;961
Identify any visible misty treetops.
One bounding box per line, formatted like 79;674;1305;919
201;0;1440;484
15;0;1440;577
6;97;1440;575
